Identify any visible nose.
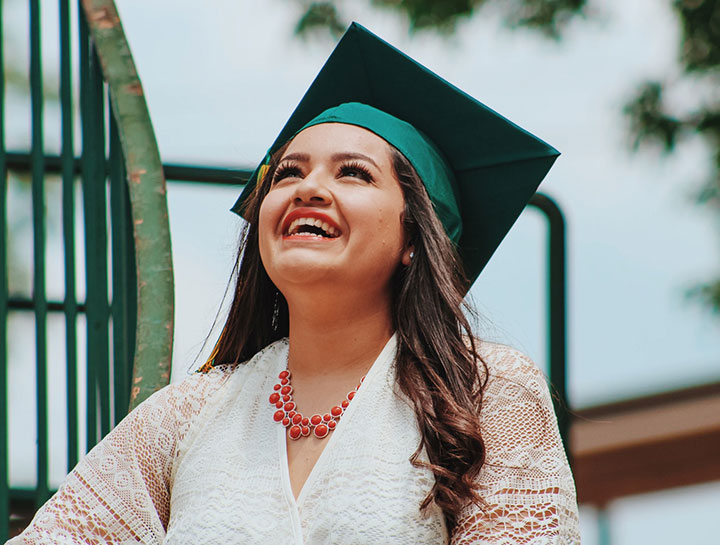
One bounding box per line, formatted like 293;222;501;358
292;168;332;205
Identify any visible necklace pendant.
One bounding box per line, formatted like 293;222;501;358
269;369;364;440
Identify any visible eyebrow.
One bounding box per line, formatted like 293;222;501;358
279;152;310;163
331;152;380;170
279;151;380;170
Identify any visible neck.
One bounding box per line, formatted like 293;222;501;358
284;286;394;378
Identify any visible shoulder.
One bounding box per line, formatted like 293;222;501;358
478;341;550;397
171;363;238;399
475;340;544;382
472;340;559;448
144;363;238;412
159;340;288;434
123;363;239;444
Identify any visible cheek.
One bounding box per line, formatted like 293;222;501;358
258;191;283;236
257;193;283;266
358;199;406;256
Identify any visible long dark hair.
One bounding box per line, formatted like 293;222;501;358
205;140;488;530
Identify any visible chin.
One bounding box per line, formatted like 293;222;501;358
269;258;340;288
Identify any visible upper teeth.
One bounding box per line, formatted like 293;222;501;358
287;217;339;237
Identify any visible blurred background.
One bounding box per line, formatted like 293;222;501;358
2;0;719;542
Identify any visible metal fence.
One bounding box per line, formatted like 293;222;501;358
1;1;140;536
0;1;568;540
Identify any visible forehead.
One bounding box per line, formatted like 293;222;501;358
283;123;393;163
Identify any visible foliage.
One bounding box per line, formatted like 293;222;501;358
623;0;720;312
292;0;588;39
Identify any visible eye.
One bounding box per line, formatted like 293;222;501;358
273;162;303;183
338;161;374;183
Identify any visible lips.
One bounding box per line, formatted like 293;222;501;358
281;210;342;239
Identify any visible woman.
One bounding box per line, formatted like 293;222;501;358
10;24;579;544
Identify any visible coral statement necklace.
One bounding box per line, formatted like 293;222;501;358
269;370;365;440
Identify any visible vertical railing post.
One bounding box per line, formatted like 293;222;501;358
79;8;111;449
60;0;79;472
30;0;50;507
529;193;569;456
598;506;612;545
0;0;9;535
109;110;136;421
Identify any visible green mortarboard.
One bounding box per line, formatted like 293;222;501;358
232;22;559;286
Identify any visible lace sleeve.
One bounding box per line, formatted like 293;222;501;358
451;345;580;545
9;366;232;545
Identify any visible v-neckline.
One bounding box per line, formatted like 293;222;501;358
277;333;397;507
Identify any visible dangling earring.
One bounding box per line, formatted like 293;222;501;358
271;291;280;331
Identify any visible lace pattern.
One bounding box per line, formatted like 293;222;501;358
452;344;580;544
10;366;234;545
9;342;579;544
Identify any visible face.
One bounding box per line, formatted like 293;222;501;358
258;123;412;298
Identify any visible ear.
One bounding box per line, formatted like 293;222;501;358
401;243;414;266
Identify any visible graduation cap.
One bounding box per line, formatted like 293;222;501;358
232;22;559;286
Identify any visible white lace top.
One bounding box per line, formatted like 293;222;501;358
10;336;580;544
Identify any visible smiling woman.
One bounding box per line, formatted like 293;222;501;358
10;23;579;545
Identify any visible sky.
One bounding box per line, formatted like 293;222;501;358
107;0;720;404
4;0;720;543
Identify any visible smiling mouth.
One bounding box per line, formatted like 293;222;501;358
284;217;341;239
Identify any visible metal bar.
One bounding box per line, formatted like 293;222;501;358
30;0;50;507
0;0;9;536
109;108;130;422
6;151;252;184
79;9;110;448
162;164;252;184
528;193;569;456
6;151;82;175
120;144;136;421
60;0;79;471
78;6;96;451
92;46;111;440
8;298;87;313
598;507;612;545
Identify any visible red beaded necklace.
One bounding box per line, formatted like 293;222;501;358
269;369;365;440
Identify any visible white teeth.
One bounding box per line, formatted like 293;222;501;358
285;217;340;237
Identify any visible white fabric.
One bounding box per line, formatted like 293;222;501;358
10;336;580;544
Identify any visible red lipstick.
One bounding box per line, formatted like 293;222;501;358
281;209;342;237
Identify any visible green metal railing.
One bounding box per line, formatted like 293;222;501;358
1;158;246;539
0;0;174;538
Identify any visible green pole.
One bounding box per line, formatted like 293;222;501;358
529;193;569;457
60;0;79;471
0;0;9;535
30;0;50;507
80;0;174;411
109;109;134;422
79;11;109;448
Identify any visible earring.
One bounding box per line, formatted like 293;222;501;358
409;251;415;260
271;291;280;331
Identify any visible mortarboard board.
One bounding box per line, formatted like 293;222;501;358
232;22;559;286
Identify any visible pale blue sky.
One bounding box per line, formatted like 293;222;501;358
108;0;720;404
4;0;720;542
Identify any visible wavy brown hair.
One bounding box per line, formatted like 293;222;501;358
206;140;488;530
